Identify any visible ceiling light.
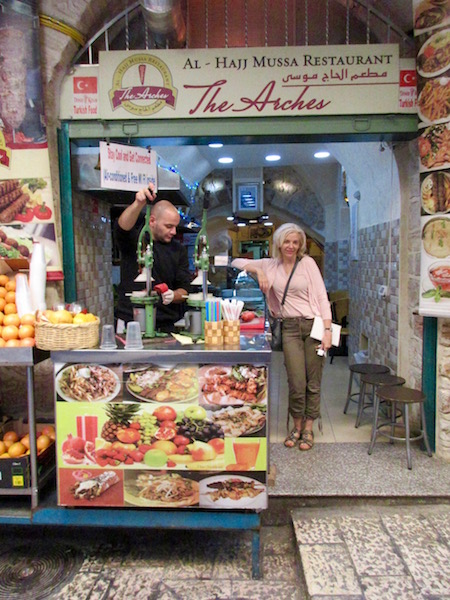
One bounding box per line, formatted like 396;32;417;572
264;221;273;226
265;154;281;162
209;142;223;148
226;215;234;221
314;151;330;159
218;157;233;164
237;222;246;227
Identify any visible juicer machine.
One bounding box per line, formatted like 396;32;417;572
130;201;160;338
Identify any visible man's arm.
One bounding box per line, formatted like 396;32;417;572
118;183;157;231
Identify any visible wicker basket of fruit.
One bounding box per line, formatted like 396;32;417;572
35;309;100;350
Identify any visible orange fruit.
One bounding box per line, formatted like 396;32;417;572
18;324;34;339
0;288;6;299
37;434;51;452
20;337;35;347
5;339;21;347
2;324;19;341
20;434;30;449
0;441;6;455
4;313;20;327
3;431;19;443
0;453;10;459
5;280;15;292
0;275;9;287
0;338;5;348
4;303;17;315
0;299;5;312
20;313;36;326
5;291;15;304
8;442;27;458
41;425;55;438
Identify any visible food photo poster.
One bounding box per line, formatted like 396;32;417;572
54;361;268;509
414;1;450;316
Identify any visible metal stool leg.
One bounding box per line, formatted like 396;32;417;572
344;371;354;414
390;401;396;444
420;403;433;457
355;380;366;428
404;404;412;470
368;394;380;455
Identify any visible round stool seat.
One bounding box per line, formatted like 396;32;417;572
360;373;405;387
349;363;390;375
377;386;425;404
369;385;432;469
344;363;390;418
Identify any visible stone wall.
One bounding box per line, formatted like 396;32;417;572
72;194;114;326
348;219;400;372
437;320;450;460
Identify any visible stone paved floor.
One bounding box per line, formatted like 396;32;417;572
293;504;450;600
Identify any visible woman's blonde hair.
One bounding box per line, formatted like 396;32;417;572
272;223;307;260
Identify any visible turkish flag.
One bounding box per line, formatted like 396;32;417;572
73;77;98;94
399;70;417;87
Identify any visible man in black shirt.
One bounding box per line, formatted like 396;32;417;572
114;184;191;333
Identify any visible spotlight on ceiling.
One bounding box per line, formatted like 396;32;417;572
209;142;223;148
314;151;330;159
226;215;234;221
264;221;273;226
218;157;233;164
237;222;246;227
265;154;281;162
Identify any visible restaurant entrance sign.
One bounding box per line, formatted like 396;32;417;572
60;44;403;121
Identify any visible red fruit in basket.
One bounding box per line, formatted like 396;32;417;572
241;311;256;322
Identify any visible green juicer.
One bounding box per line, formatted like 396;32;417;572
186;195;210;336
130;202;164;339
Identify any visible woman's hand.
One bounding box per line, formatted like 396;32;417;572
322;330;332;352
256;269;269;294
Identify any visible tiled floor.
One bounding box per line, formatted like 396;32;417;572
270;354;382;444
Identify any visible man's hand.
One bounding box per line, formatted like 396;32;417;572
135;182;157;206
161;289;175;305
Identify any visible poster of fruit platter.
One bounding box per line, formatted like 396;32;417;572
55;361;268;510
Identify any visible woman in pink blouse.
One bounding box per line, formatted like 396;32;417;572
232;223;332;450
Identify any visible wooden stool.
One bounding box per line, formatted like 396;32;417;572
344;363;389;415
355;373;405;428
368;385;433;469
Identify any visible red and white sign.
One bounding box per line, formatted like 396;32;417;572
99;141;158;192
398;62;417;112
73;76;98;117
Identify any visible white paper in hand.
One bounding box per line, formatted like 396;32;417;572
310;316;341;347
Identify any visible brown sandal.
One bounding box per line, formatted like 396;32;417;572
284;428;302;448
299;430;314;451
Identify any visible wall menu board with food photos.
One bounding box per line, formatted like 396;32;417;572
54;358;268;510
415;0;450;317
0;6;63;279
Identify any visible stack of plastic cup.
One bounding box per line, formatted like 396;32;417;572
100;324;117;349
124;321;143;350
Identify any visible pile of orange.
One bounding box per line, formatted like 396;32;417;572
0;274;36;348
0;425;55;459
